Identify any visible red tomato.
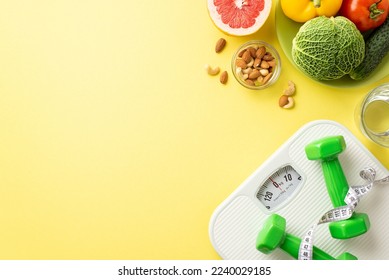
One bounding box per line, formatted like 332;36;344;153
339;0;389;32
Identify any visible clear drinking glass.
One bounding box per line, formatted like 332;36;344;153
355;83;389;148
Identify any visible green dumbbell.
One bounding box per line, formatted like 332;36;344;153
256;214;358;260
305;135;370;239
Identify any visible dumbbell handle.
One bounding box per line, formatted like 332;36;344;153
305;136;349;207
321;158;349;207
282;233;343;260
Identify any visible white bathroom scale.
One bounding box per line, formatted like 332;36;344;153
209;120;389;260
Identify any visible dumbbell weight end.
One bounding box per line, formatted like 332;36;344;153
256;214;358;260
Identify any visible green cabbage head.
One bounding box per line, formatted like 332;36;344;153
292;16;365;80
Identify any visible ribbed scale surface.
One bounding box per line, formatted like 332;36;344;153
210;121;389;259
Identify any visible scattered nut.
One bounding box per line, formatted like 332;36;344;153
283;97;295;109
279;95;289;107
220;71;228;84
205;64;220;76
215;38;227;53
283;80;296;96
279;95;294;109
206;38;228;87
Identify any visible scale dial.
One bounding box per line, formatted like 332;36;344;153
256;165;302;211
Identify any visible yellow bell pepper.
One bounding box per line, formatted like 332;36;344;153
280;0;343;23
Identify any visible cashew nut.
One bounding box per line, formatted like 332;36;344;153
283;80;296;96
279;95;295;109
205;64;220;76
283;96;295;109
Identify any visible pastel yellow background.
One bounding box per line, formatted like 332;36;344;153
0;0;388;259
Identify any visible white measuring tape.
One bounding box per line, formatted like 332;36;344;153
298;167;389;260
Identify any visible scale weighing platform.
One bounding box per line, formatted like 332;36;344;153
209;120;389;260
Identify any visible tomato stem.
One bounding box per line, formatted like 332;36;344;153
369;0;385;19
312;0;321;8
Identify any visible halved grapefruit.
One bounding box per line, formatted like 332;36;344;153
207;0;272;36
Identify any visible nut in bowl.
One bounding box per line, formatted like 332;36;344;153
232;41;281;90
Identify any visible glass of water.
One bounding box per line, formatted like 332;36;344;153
355;83;389;148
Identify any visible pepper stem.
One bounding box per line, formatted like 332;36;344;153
369;0;385;19
313;0;321;8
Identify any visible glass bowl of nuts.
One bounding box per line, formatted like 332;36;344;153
232;40;281;90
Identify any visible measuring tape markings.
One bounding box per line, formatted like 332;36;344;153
298;167;389;260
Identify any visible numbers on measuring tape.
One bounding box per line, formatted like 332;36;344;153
256;165;303;212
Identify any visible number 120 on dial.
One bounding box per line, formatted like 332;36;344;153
256;165;302;212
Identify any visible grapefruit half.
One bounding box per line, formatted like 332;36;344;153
207;0;272;36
